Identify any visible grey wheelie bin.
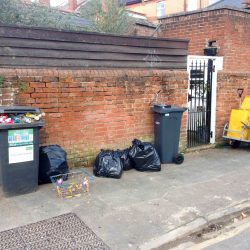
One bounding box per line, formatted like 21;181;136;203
153;104;187;164
0;106;44;196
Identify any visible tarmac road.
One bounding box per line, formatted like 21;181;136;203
204;221;250;250
184;218;250;250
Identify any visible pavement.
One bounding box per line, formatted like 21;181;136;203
0;146;250;250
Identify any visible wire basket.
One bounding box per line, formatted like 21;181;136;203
50;169;94;198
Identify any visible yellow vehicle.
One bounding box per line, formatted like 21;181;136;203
223;96;250;148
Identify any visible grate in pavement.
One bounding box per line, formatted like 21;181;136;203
0;213;110;250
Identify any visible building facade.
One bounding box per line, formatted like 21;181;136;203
125;0;219;21
159;5;250;144
159;6;250;72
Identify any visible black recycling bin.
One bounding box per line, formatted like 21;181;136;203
153;104;187;164
0;106;44;196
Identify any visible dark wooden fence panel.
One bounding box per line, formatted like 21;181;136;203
0;38;187;56
0;25;189;69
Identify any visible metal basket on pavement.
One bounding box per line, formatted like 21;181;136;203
50;169;94;198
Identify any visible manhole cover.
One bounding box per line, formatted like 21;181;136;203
0;213;110;250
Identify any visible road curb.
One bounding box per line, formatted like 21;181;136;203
205;199;250;224
139;199;250;250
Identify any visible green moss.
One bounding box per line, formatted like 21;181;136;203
138;135;154;143
214;142;226;148
0;75;4;87
18;82;28;92
66;135;157;168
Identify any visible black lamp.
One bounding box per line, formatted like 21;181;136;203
204;40;218;56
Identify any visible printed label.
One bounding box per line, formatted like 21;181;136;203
8;145;34;164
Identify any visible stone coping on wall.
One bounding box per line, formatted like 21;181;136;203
0;68;188;78
158;6;250;21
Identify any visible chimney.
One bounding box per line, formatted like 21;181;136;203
68;0;78;11
39;0;50;6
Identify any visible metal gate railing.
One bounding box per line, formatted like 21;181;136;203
187;59;213;148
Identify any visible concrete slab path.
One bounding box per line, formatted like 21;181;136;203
0;147;250;250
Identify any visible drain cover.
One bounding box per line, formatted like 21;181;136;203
0;213;110;250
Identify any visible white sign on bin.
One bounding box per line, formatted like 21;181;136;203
9;145;34;164
8;129;34;164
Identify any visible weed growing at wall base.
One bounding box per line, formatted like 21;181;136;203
0;76;4;87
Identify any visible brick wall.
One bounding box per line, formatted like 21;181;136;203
0;69;188;167
216;71;250;139
223;12;250;72
0;75;19;106
159;8;250;72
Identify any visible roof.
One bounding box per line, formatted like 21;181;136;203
70;15;93;28
135;19;157;28
121;0;142;5
205;0;249;11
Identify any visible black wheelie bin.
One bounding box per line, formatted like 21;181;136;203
153;104;187;164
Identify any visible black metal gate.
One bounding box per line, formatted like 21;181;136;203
187;59;214;148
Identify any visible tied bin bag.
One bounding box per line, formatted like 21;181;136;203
129;139;161;172
93;139;161;179
39;145;69;184
117;148;133;171
93;150;123;179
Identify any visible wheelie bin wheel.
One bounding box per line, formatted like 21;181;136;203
229;140;241;148
173;154;184;164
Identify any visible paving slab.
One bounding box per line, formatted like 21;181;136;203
0;147;250;250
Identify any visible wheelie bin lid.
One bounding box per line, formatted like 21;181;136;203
0;106;44;129
0;122;44;130
0;106;40;114
153;104;187;114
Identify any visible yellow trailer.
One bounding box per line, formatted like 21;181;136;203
223;96;250;148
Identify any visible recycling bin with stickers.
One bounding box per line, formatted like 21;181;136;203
0;106;44;196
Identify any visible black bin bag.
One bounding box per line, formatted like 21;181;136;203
129;139;161;172
117;148;133;171
93;150;123;178
39;145;69;184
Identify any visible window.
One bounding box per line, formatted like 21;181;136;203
187;0;198;11
157;1;166;18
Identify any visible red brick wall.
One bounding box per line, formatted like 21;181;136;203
0;74;18;106
216;71;250;139
223;12;250;72
0;69;188;167
159;9;250;72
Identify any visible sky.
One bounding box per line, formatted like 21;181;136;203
50;0;67;7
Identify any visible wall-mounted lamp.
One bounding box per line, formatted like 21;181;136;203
237;88;244;98
204;40;218;56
